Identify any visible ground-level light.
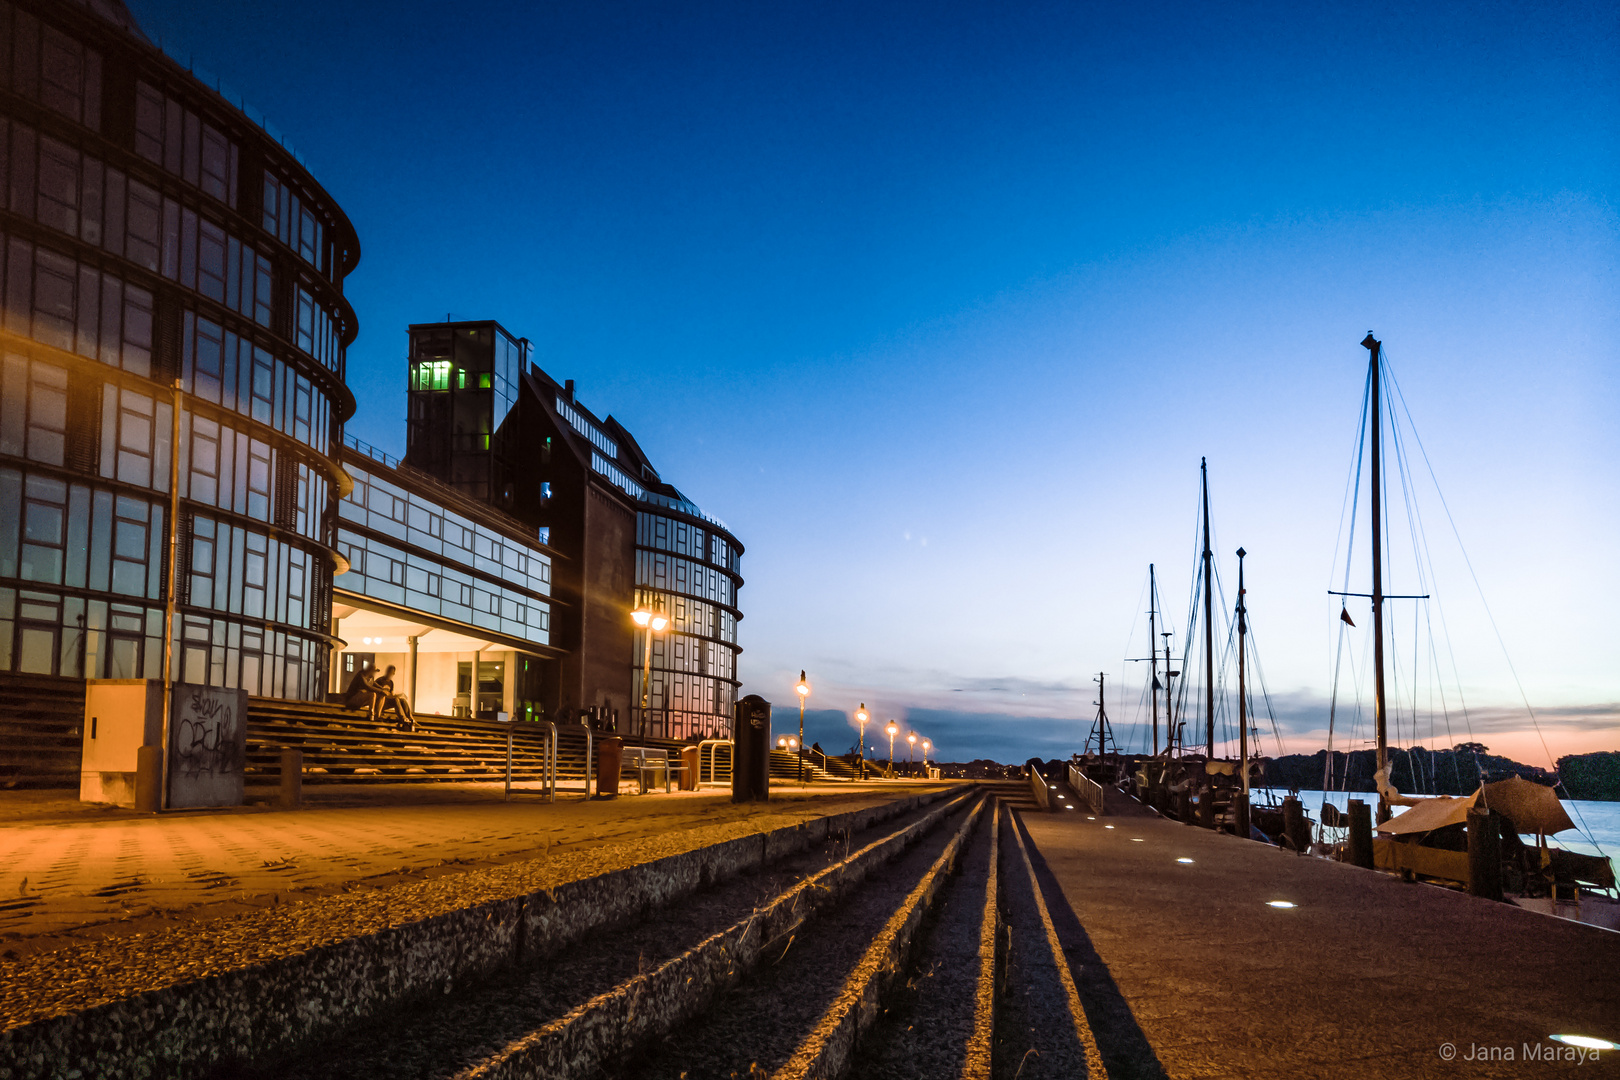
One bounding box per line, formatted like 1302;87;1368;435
1266;901;1297;908
1176;857;1194;864
1550;1035;1617;1051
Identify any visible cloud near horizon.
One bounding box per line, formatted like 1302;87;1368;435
766;688;1620;768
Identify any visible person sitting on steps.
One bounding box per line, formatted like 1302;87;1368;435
372;665;416;731
343;661;381;713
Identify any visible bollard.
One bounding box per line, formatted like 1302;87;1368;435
1233;791;1250;840
1347;799;1374;868
1282;796;1310;853
596;736;624;798
279;748;302;809
1177;789;1193;825
1197;787;1214;830
134;745;162;813
1467;807;1503;901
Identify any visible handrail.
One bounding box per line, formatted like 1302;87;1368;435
583;723;593;798
1027;765;1051;811
697;739;733;786
1068;763;1106;816
544;721;557;802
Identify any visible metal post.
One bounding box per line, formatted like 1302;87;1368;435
505;725;513;801
158;379;183;811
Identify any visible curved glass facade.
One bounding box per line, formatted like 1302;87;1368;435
633;505;743;742
0;0;356;698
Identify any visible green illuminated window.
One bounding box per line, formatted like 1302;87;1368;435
478;373;491;389
412;361;451;391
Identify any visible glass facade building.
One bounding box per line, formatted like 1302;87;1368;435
534;376;745;742
0;0;356;698
0;3;737;743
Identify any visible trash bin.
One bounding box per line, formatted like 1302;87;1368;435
732;695;772;803
596;736;624;797
680;745;700;791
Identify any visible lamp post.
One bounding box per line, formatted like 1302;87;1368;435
631;604;669;740
885;721;899;778
795;671;810;783
907;733;917;777
854;703;869;780
922;739;931;778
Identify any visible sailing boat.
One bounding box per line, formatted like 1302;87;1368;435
1325;334;1616;926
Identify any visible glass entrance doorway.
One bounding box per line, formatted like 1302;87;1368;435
457;660;505;719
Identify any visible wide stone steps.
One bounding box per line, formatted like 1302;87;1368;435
224;782;1099;1080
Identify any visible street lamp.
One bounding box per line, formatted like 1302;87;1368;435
631;604;668;739
922;739;931;777
854;703;869;780
885;721;899;778
795;671;810;783
907;732;917;777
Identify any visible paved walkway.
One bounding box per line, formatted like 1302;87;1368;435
0;780;945;954
1019;789;1620;1079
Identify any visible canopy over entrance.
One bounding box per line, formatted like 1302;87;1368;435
332;593;553;721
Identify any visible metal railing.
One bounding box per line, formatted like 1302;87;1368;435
1027;766;1051;810
697;739;733;787
1068;763;1106;816
504;720;556;802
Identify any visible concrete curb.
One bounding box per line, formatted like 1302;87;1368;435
0;786;965;1080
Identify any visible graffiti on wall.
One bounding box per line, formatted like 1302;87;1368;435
168;684;248;808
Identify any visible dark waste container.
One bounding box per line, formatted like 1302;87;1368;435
732;695;772;803
596;736;624;797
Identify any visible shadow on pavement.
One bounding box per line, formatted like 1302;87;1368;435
1016;814;1171;1080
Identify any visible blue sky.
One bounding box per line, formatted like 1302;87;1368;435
129;0;1618;765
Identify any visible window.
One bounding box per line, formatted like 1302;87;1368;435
132;82;237;207
36;24;102;130
110;495;154;598
19;474;66;584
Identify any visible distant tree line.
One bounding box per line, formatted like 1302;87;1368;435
1556;751;1620;801
1256;744;1618;801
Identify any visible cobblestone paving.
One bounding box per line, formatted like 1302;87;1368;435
0;782;942;950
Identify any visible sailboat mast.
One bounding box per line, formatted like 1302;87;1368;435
1363;333;1390;822
1236;547;1249;801
1201;457;1215;760
1148;564;1160;756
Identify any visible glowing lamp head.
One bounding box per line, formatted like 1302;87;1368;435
922;740;930;752
650;614;669;632
886;722;898;737
907;733;917;746
856;704;868;724
777;737;787;748
795;671;810;698
788;737;798;750
631;609;652;628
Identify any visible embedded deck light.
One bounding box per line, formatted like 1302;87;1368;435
1176;857;1194;864
1550;1035;1617;1051
1266;900;1297;908
1130;838;1144;842
1103;825;1115;830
